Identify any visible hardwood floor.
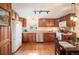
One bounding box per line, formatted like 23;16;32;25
14;42;55;55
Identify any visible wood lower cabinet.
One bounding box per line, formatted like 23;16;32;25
44;33;55;42
22;33;36;42
23;32;56;42
0;27;11;55
62;35;71;41
62;33;76;42
0;40;10;55
0;3;12;55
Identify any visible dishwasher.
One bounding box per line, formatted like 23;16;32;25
36;32;44;42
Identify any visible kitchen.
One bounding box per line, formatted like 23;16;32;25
0;3;79;55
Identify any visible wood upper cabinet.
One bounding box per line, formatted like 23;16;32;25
66;20;76;27
54;20;59;27
59;13;76;27
44;33;55;42
64;13;76;27
48;19;54;27
59;20;76;27
22;33;36;42
23;18;27;27
0;3;12;12
39;19;46;27
19;17;27;27
39;18;58;27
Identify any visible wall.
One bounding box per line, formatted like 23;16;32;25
27;17;38;31
22;17;59;32
13;3;79;33
75;5;79;38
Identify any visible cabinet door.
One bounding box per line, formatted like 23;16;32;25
22;33;28;42
49;20;54;27
44;33;55;42
22;33;36;42
44;33;49;42
0;42;10;55
19;17;27;27
0;26;11;55
19;17;23;26
28;33;36;42
23;18;27;27
28;34;33;42
62;35;71;41
39;18;57;27
32;33;36;42
67;20;76;27
39;19;46;27
54;20;59;27
49;33;55;42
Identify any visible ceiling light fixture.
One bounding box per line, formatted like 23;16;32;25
70;3;77;22
33;10;50;14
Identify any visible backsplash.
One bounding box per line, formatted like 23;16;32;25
22;27;59;32
37;27;59;32
22;27;28;32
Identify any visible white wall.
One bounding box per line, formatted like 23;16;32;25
26;17;38;31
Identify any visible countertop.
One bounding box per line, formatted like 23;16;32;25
23;31;56;33
62;32;72;35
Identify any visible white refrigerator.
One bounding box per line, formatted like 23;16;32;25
11;20;22;53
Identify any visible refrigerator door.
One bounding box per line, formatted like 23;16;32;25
11;20;22;53
16;21;22;48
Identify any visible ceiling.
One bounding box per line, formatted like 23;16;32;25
12;3;79;18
